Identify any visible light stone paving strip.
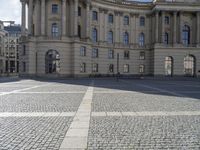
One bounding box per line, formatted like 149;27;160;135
0;112;76;117
91;111;200;117
60;82;94;150
0;83;51;96
14;91;86;94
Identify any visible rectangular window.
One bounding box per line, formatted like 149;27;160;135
52;4;58;14
92;63;98;72
165;16;170;25
92;11;98;21
108;49;114;59
123;64;129;73
78;25;81;38
108;64;114;73
80;63;86;73
139;65;145;73
140;17;145;26
124;16;129;25
78;6;81;16
80;46;86;56
92;48;98;58
22;62;26;72
139;51;145;60
124;51;129;59
108;14;113;23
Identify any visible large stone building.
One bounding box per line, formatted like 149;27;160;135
4;24;21;75
0;21;7;76
20;0;200;77
0;21;21;76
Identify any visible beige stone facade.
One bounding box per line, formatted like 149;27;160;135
20;0;200;77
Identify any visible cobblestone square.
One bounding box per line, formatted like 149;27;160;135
0;78;200;149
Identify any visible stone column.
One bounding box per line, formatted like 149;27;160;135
99;9;104;42
161;11;165;43
21;0;26;36
155;11;159;43
114;12;119;43
197;12;200;45
179;11;182;44
28;0;33;35
62;0;67;36
119;12;123;43
86;2;90;38
173;11;177;45
104;10;108;42
130;13;135;45
74;0;78;36
35;0;40;36
41;0;46;36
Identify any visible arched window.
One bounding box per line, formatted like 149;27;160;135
165;56;173;76
139;33;145;47
184;55;195;76
108;14;114;24
92;28;98;43
164;32;169;45
140;17;145;26
52;23;58;37
182;25;190;46
123;32;129;45
45;50;60;74
108;31;113;44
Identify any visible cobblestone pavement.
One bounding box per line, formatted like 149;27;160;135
88;116;200;150
0;93;84;112
0;78;200;149
0;117;72;150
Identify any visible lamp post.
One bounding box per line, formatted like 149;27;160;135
117;53;120;81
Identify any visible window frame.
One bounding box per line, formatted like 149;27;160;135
92;48;98;58
92;11;98;21
139;51;145;60
80;46;86;56
108;14;114;24
124;16;129;25
108;31;113;44
139;33;145;47
52;23;59;37
108;49;114;59
92;63;98;73
80;63;86;73
123;32;129;45
52;4;58;14
139;64;145;73
124;51;130;60
92;28;98;43
140;16;145;26
123;64;129;73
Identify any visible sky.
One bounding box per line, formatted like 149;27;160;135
0;0;152;25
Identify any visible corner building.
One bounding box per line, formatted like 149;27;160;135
20;0;200;77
